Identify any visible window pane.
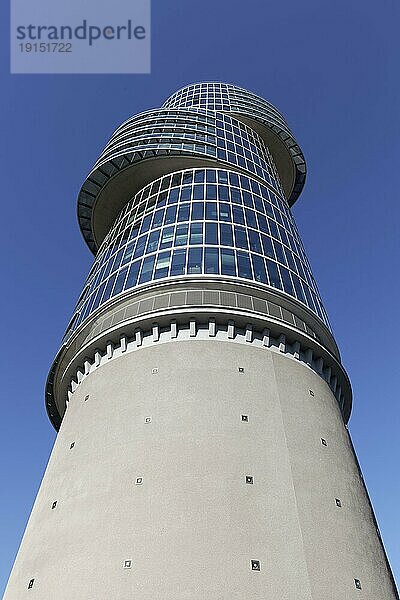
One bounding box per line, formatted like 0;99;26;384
205;202;217;220
232;205;245;225
154;251;171;279
204;247;219;274
242;191;253;207
160;226;175;249
180;186;192;202
231;187;242;204
193;184;204;200
274;241;286;265
206;184;217;199
218;186;229;201
280;266;294;295
269;219;279;239
126;261;141;289
139;215;152;234
292;274;306;303
261;234;274;258
205;222;218;245
175;223;189;246
188;247;203;274
220;223;233;246
167;188;179;204
170;249;187;276
121;242;135;265
164;205;177;225
221;248;236;276
102;273;117;303
112;267;128;296
190;222;203;245
257;213;268;232
152;209;165;228
177;203;190;222
245;208;257;229
146;230;160;253
251;254;267;283
219;202;231;221
237;251;252;279
133;234;147;259
266;260;281;288
234;226;248;250
192;202;204;220
249;230;262;253
138;255;155;284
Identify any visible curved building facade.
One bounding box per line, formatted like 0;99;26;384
4;83;398;599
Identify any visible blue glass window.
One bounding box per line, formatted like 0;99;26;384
232;205;245;225
170;249;186;276
206;170;216;183
242;191;253;207
206;184;217;199
205;222;218;245
280;266;294;295
221;248;236;276
217;223;232;246
160;226;175;249
274;241;286;265
175;224;189;246
188;247;203;274
205;202;217;220
152;209;165;228
251;254;267;283
190;223;203;245
133;235;147;259
91;281;106;312
154;251;171;279
146;230;160;253
102;274;117;304
180;186;192;202
138;255;155;284
177;203;190;222
218;186;229;201
167;188;179;203
71;167;330;333
126;261;140;288
292;274;306;303
139;215;152;234
237;251;252;279
193;184;204;200
269;219;279;240
165;205;177;225
266;260;281;288
204;247;219;274
231;188;241;204
219;203;232;221
194;170;204;183
192;202;204;220
245;208;257;229
122;242;135;266
234;226;248;250
248;230;262;253
113;267;128;296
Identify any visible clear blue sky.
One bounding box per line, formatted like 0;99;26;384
1;0;399;594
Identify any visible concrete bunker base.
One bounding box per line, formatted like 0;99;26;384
4;340;397;600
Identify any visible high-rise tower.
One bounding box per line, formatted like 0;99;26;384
5;83;398;599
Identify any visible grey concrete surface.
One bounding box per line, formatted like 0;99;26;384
4;340;397;599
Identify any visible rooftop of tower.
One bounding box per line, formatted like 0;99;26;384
77;82;306;254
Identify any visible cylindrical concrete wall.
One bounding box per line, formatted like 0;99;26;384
4;337;397;599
